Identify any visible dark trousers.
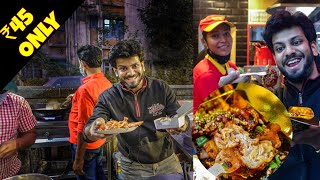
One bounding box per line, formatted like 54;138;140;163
71;144;106;180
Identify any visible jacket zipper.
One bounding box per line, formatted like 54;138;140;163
297;79;309;106
285;78;308;106
134;94;141;117
120;78;147;118
298;92;303;106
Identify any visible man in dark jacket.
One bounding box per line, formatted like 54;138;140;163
82;39;189;179
262;10;320;180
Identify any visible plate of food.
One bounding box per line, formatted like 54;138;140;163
96;117;143;134
193;83;293;180
154;101;192;129
288;106;318;126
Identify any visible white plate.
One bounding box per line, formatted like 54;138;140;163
96;126;139;134
193;155;216;180
154;116;185;129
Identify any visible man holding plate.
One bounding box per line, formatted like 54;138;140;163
82;39;189;179
262;10;320;180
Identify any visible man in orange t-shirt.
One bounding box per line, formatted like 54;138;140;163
68;45;112;180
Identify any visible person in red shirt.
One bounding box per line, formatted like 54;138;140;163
68;45;112;180
193;15;249;114
0;81;37;179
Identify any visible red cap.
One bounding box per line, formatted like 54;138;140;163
199;15;235;32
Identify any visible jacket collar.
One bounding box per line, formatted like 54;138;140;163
120;76;148;94
284;70;320;95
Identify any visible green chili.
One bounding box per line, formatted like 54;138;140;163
269;160;278;169
238;67;244;74
219;122;224;129
255;126;263;133
206;103;212;108
196;135;209;147
222;162;231;169
275;155;282;166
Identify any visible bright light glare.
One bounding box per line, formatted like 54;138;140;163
296;7;316;16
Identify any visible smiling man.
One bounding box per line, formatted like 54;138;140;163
268;26;319;91
263;11;320;111
82;39;189;180
263;10;320;180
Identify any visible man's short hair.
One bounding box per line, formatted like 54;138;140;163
263;10;317;54
108;39;144;68
77;45;103;68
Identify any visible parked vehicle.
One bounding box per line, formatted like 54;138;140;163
43;76;84;88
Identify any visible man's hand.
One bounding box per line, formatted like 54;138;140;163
167;118;189;135
89;118;108;138
293;127;320;150
60;93;74;108
253;74;282;93
253;66;282;93
309;121;320;129
0;139;17;159
85;118;115;142
218;68;250;88
73;158;85;176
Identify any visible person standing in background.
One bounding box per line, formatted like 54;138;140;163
68;45;112;180
193;15;249;114
0;81;37;179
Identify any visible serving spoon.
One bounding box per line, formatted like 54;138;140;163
239;71;267;77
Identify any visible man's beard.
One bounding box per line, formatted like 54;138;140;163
121;71;145;89
279;52;314;83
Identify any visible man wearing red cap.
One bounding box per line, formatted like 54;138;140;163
193;15;249;113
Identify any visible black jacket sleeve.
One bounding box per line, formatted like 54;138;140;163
163;81;180;117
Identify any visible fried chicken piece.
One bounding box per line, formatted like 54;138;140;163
263;67;278;87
